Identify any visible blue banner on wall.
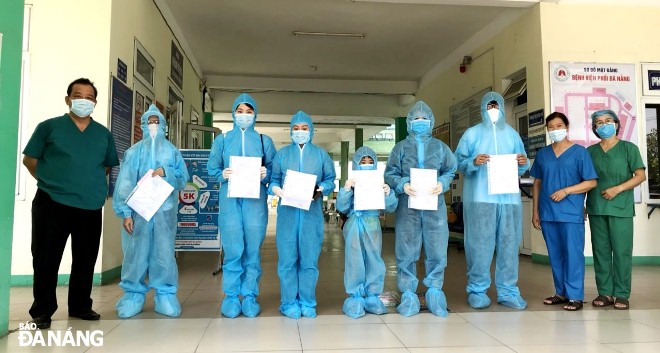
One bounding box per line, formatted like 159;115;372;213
109;77;133;196
176;149;221;251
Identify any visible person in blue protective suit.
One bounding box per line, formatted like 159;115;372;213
337;146;398;319
207;93;277;318
454;91;530;310
268;111;336;319
113;104;190;318
530;112;597;311
384;101;457;317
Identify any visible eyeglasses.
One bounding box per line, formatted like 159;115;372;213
594;118;615;127
486;103;499;110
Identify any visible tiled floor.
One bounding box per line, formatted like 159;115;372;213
3;212;660;352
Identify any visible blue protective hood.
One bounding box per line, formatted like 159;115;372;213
232;93;258;129
352;146;377;170
141;104;166;139
406;101;435;137
480;91;506;128
290;110;314;142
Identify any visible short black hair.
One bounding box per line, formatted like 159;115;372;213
545;112;569;127
67;78;98;99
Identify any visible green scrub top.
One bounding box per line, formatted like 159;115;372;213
23;114;120;210
586;140;645;217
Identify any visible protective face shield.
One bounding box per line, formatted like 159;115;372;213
70;99;95;118
410;119;431;135
148;123;159;138
235;113;255;129
487;108;500;123
548;129;567;143
596;123;616;138
291;130;310;144
356;163;374;170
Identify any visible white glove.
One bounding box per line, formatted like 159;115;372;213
403;183;416;197
430;183;443;196
260;166;267;180
383;184;390;195
272;186;284;198
344;179;355;191
317;186;324;192
222;168;232;180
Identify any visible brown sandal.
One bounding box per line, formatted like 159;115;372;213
614;297;629;310
592;295;614;307
564;300;583;311
543;295;568;305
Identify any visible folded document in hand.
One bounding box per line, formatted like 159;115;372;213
126;169;174;222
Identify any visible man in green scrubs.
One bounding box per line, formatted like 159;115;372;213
22;78;119;329
586;109;646;310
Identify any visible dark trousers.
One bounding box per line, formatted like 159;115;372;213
29;189;102;318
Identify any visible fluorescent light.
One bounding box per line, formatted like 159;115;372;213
292;31;365;39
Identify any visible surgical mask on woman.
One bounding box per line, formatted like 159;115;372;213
235;113;255;129
70;99;95;118
291;130;310;144
357;163;374;170
487;108;500;123
148;124;159;138
410;119;431;135
596;123;616;139
548;129;567;143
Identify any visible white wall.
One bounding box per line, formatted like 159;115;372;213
12;0;113;277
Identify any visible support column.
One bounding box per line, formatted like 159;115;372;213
395;116;408;143
340;141;349;188
354;128;363;151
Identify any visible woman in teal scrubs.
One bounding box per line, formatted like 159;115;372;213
531;112;597;311
586;110;646;310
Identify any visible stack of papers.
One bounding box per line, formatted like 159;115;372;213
409;168;438;211
487;154;519;195
228;156;262;199
353;170;385;211
280;169;317;210
126;169;174;221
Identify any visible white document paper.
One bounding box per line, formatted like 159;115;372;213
408;168;438;211
353;170;386;211
126;169;175;222
487;154;520;195
280;169;317;210
228;156;262;199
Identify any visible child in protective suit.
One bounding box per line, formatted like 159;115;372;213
337;146;398;318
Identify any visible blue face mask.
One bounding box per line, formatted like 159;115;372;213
234;113;255;129
291;130;310;144
596;123;616;139
410;119;431;135
70;99;95;118
357;163;374;170
547;129;567;143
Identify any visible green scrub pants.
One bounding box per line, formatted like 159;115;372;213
589;215;633;299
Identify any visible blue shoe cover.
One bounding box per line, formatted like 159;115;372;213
342;297;365;319
154;293;181;317
364;295;388;315
498;295;527;310
397;291;420;317
221;295;241;318
301;305;317;318
280;302;301;319
425;288;448;317
468;292;491;309
116;292;145;319
241;295;261;318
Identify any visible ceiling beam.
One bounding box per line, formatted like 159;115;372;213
351;0;553;7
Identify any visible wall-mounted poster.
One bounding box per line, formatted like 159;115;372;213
550;62;638;147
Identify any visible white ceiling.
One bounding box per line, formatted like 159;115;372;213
158;0;555;154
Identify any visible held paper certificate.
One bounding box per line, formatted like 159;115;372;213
487;154;519;195
408;168;438;211
353;170;386;211
280;169;316;210
228;156;262;199
126;169;175;222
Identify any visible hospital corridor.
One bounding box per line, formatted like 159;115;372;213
3;210;660;352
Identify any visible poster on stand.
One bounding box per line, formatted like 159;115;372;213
176;150;221;250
